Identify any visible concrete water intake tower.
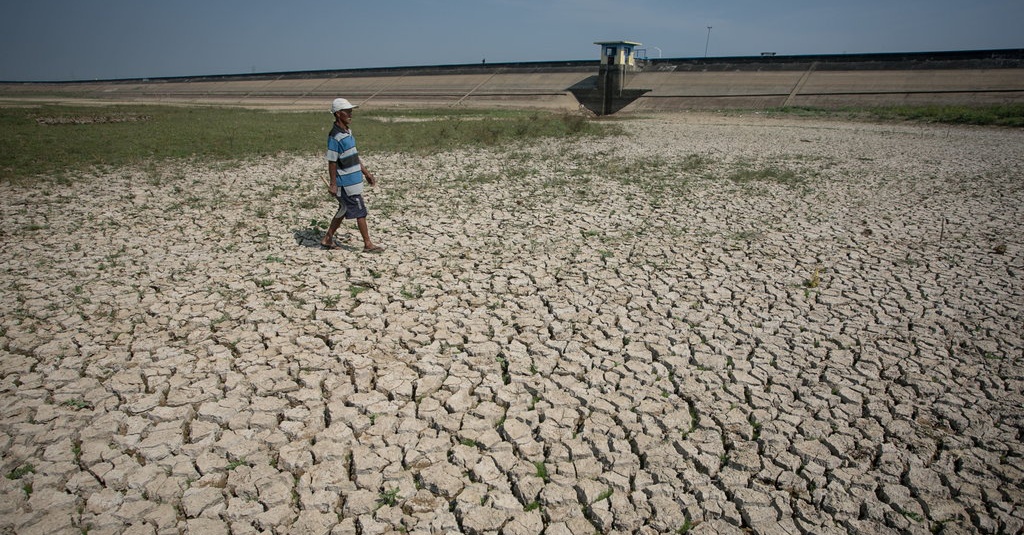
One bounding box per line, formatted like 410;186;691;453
570;40;651;115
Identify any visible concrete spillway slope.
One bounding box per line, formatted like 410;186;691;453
625;50;1024;111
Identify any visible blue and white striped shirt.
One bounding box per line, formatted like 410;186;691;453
326;125;364;190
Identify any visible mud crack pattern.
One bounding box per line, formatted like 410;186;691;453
1;113;1022;534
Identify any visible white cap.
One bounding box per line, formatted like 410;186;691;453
331;98;357;113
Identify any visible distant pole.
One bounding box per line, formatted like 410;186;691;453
705;26;712;57
653;46;663;58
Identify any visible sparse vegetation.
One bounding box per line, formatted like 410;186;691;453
400;283;425;299
804;268;821;289
534;461;549;482
726;163;802;186
377;487;401;508
677;517;697;534
226;459;248;470
1;96;1018;533
6;463;35;480
762;104;1024;127
61;398;92;410
0;105;621;184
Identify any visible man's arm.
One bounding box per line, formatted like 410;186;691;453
328;162;338;195
361;163;376;187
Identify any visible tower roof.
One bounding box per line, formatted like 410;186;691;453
594;41;642;47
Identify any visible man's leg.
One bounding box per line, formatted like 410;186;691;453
356;217;375;249
322;217;344;247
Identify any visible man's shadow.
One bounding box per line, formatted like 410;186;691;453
292;228;358;251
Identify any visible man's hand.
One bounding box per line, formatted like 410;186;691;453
365;172;377;187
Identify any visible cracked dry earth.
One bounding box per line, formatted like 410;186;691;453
1;112;1023;535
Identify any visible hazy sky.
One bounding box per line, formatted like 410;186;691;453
2;0;1021;81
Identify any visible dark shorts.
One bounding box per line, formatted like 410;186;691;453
334;189;367;220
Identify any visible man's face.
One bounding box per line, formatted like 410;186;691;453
336;108;352;127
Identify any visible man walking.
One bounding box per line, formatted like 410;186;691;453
321;97;384;253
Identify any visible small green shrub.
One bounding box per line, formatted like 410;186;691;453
533;461;549;481
61;399;91;410
594;488;614;503
227;459;247;470
6;463;35;480
377;488;401;508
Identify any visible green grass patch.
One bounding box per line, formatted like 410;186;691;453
226;459;248;470
5;463;35;480
726;163;802;185
377;487;401;508
400;283;425;299
60;398;92;410
677;517;697;534
600;153;713;197
866;104;1024;126
762;104;1024;127
0;105;324;183
533;461;549;482
0;104;621;184
363;110;617;153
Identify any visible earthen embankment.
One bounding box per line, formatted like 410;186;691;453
2;49;1022;111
